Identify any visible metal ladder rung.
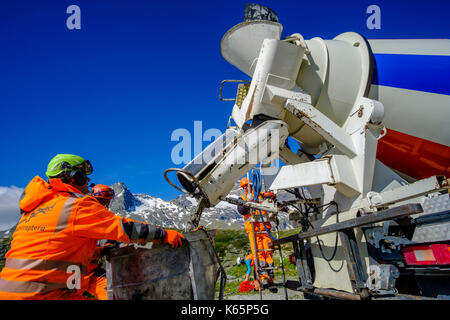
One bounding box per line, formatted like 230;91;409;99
256;266;283;270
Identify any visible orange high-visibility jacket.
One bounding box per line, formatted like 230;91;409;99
239;193;272;234
0;176;162;300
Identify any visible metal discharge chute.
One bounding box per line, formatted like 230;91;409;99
165;120;288;229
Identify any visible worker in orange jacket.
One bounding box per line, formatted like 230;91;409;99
237;177;275;288
82;184;120;300
90;184;115;209
0;154;185;300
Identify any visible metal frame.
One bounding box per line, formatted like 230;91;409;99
222;196;279;213
274;225;289;300
292;239;313;290
339;229;369;298
219;80;251;101
273;204;423;244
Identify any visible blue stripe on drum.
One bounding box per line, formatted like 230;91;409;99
372;54;450;96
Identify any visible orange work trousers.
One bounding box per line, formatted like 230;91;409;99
246;221;274;282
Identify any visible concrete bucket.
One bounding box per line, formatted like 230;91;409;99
105;230;218;300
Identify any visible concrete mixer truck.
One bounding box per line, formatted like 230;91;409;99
165;4;450;300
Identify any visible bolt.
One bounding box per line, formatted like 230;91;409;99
358;108;364;118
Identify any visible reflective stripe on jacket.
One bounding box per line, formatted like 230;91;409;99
0;176;160;299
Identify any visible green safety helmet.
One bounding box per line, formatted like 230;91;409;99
46;154;93;178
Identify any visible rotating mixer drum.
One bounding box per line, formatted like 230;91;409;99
221;20;450;181
367;39;450;180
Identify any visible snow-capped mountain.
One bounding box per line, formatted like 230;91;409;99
0;182;298;238
109;182;297;231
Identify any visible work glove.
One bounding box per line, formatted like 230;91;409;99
163;229;185;248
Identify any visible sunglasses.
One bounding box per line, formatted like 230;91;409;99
61;160;93;175
92;189;115;199
76;160;93;175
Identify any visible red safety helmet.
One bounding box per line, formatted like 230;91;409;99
91;184;115;200
262;191;276;199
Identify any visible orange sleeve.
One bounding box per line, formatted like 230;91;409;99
71;196;132;242
72;196;166;243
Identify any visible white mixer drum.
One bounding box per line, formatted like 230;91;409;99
368;39;450;180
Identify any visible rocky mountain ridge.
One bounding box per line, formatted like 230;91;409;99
109;181;297;231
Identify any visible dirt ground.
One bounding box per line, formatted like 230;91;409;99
225;289;306;300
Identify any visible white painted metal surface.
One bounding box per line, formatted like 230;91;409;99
231;37;306;127
221;20;282;77
173;14;450;297
270;159;333;190
179;120;288;207
368;84;450;146
368;39;450;56
359;176;443;209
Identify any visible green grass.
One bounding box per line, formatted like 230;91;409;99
213;229;249;258
215;264;252;298
215;257;298;298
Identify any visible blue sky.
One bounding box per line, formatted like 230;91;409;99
0;0;449;204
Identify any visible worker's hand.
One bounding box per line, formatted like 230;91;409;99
163;229;185;248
